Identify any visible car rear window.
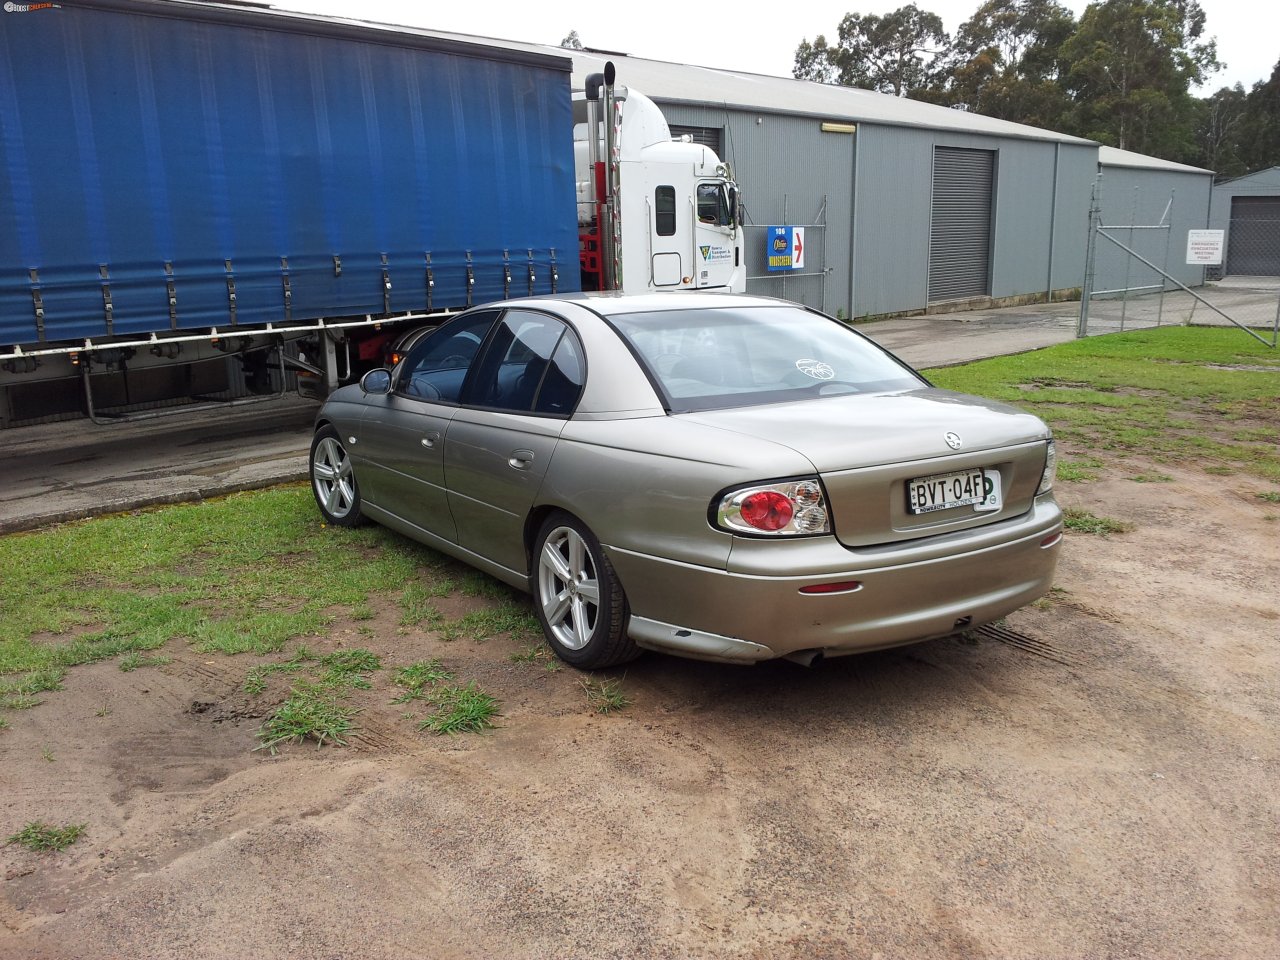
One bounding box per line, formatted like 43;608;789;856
608;306;923;412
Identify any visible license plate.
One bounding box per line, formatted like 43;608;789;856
907;468;988;514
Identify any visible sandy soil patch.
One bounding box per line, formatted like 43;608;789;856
2;464;1277;959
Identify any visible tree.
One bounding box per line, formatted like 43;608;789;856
793;4;949;97
1238;59;1280;172
934;0;1076;127
1060;0;1219;158
1191;85;1248;175
560;30;583;50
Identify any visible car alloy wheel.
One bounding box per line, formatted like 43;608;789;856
533;513;637;668
310;426;364;527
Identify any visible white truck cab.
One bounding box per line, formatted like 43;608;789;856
574;64;745;295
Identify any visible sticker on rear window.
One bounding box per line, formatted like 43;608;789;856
796;359;834;380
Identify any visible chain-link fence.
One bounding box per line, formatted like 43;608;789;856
741;198;830;314
1079;182;1279;347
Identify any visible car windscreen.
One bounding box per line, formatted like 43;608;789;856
608;305;924;412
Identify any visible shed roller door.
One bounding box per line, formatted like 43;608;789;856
929;147;994;302
1225;196;1280;277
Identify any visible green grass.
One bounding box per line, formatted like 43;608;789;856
1063;508;1134;536
118;653;171;672
398;579;449;627
1255;491;1280;504
418;681;500;735
0;486;446;702
2;694;43;711
1057;454;1105;482
439;602;539;642
509;642;561;671
6;822;86;852
0;717;8;731
391;659;454;703
928;328;1280;481
1;668;65;698
256;681;357;753
243;662;302;696
1130;473;1174;483
318;648;381;690
581;676;631;714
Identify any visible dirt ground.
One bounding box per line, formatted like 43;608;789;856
2;461;1277;960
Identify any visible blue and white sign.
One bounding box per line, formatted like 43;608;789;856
766;226;805;272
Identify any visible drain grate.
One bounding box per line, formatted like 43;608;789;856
975;623;1082;666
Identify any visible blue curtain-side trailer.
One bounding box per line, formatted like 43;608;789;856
0;0;580;426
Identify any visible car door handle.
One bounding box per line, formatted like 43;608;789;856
421;431;441;449
508;449;536;470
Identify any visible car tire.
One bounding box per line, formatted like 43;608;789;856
533;512;639;669
310;425;365;527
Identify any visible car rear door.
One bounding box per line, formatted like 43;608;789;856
444;309;586;575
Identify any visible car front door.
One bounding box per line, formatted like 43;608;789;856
444;309;586;575
356;310;499;543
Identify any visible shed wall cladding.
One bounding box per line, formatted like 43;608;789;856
1049;145;1099;291
1094;165;1212;293
669;124;723;156
658;102;854;317
928;147;995;301
854;126;1079;318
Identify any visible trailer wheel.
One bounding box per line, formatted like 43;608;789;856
310;425;365;527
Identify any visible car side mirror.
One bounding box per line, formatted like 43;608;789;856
361;368;391;395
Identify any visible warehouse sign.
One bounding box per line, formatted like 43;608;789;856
1185;229;1225;265
767;226;805;271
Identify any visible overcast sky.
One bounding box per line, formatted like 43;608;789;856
274;0;1272;94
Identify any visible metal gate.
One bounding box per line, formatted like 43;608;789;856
741;197;830;313
928;147;995;302
1078;181;1279;348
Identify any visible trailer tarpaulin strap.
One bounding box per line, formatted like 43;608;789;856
0;2;581;350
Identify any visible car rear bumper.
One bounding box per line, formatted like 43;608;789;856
607;497;1062;663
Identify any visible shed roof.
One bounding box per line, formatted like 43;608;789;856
1212;166;1280;189
1097;145;1212;175
552;49;1098;146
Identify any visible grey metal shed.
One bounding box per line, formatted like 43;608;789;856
1094;146;1214;293
1209;167;1280;277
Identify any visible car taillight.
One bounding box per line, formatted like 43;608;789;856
716;479;831;536
1037;439;1057;495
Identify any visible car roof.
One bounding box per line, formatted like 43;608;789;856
492;291;800;318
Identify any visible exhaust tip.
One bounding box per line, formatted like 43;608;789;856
783;648;824;668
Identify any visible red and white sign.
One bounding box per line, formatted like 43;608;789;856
792;227;805;270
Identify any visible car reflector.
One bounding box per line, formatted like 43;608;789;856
799;580;863;595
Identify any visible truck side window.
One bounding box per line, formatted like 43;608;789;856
655;186;676;236
697;183;727;226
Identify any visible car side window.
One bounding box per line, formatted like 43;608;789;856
534;332;585;415
464;310;583;416
395;310;498;403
